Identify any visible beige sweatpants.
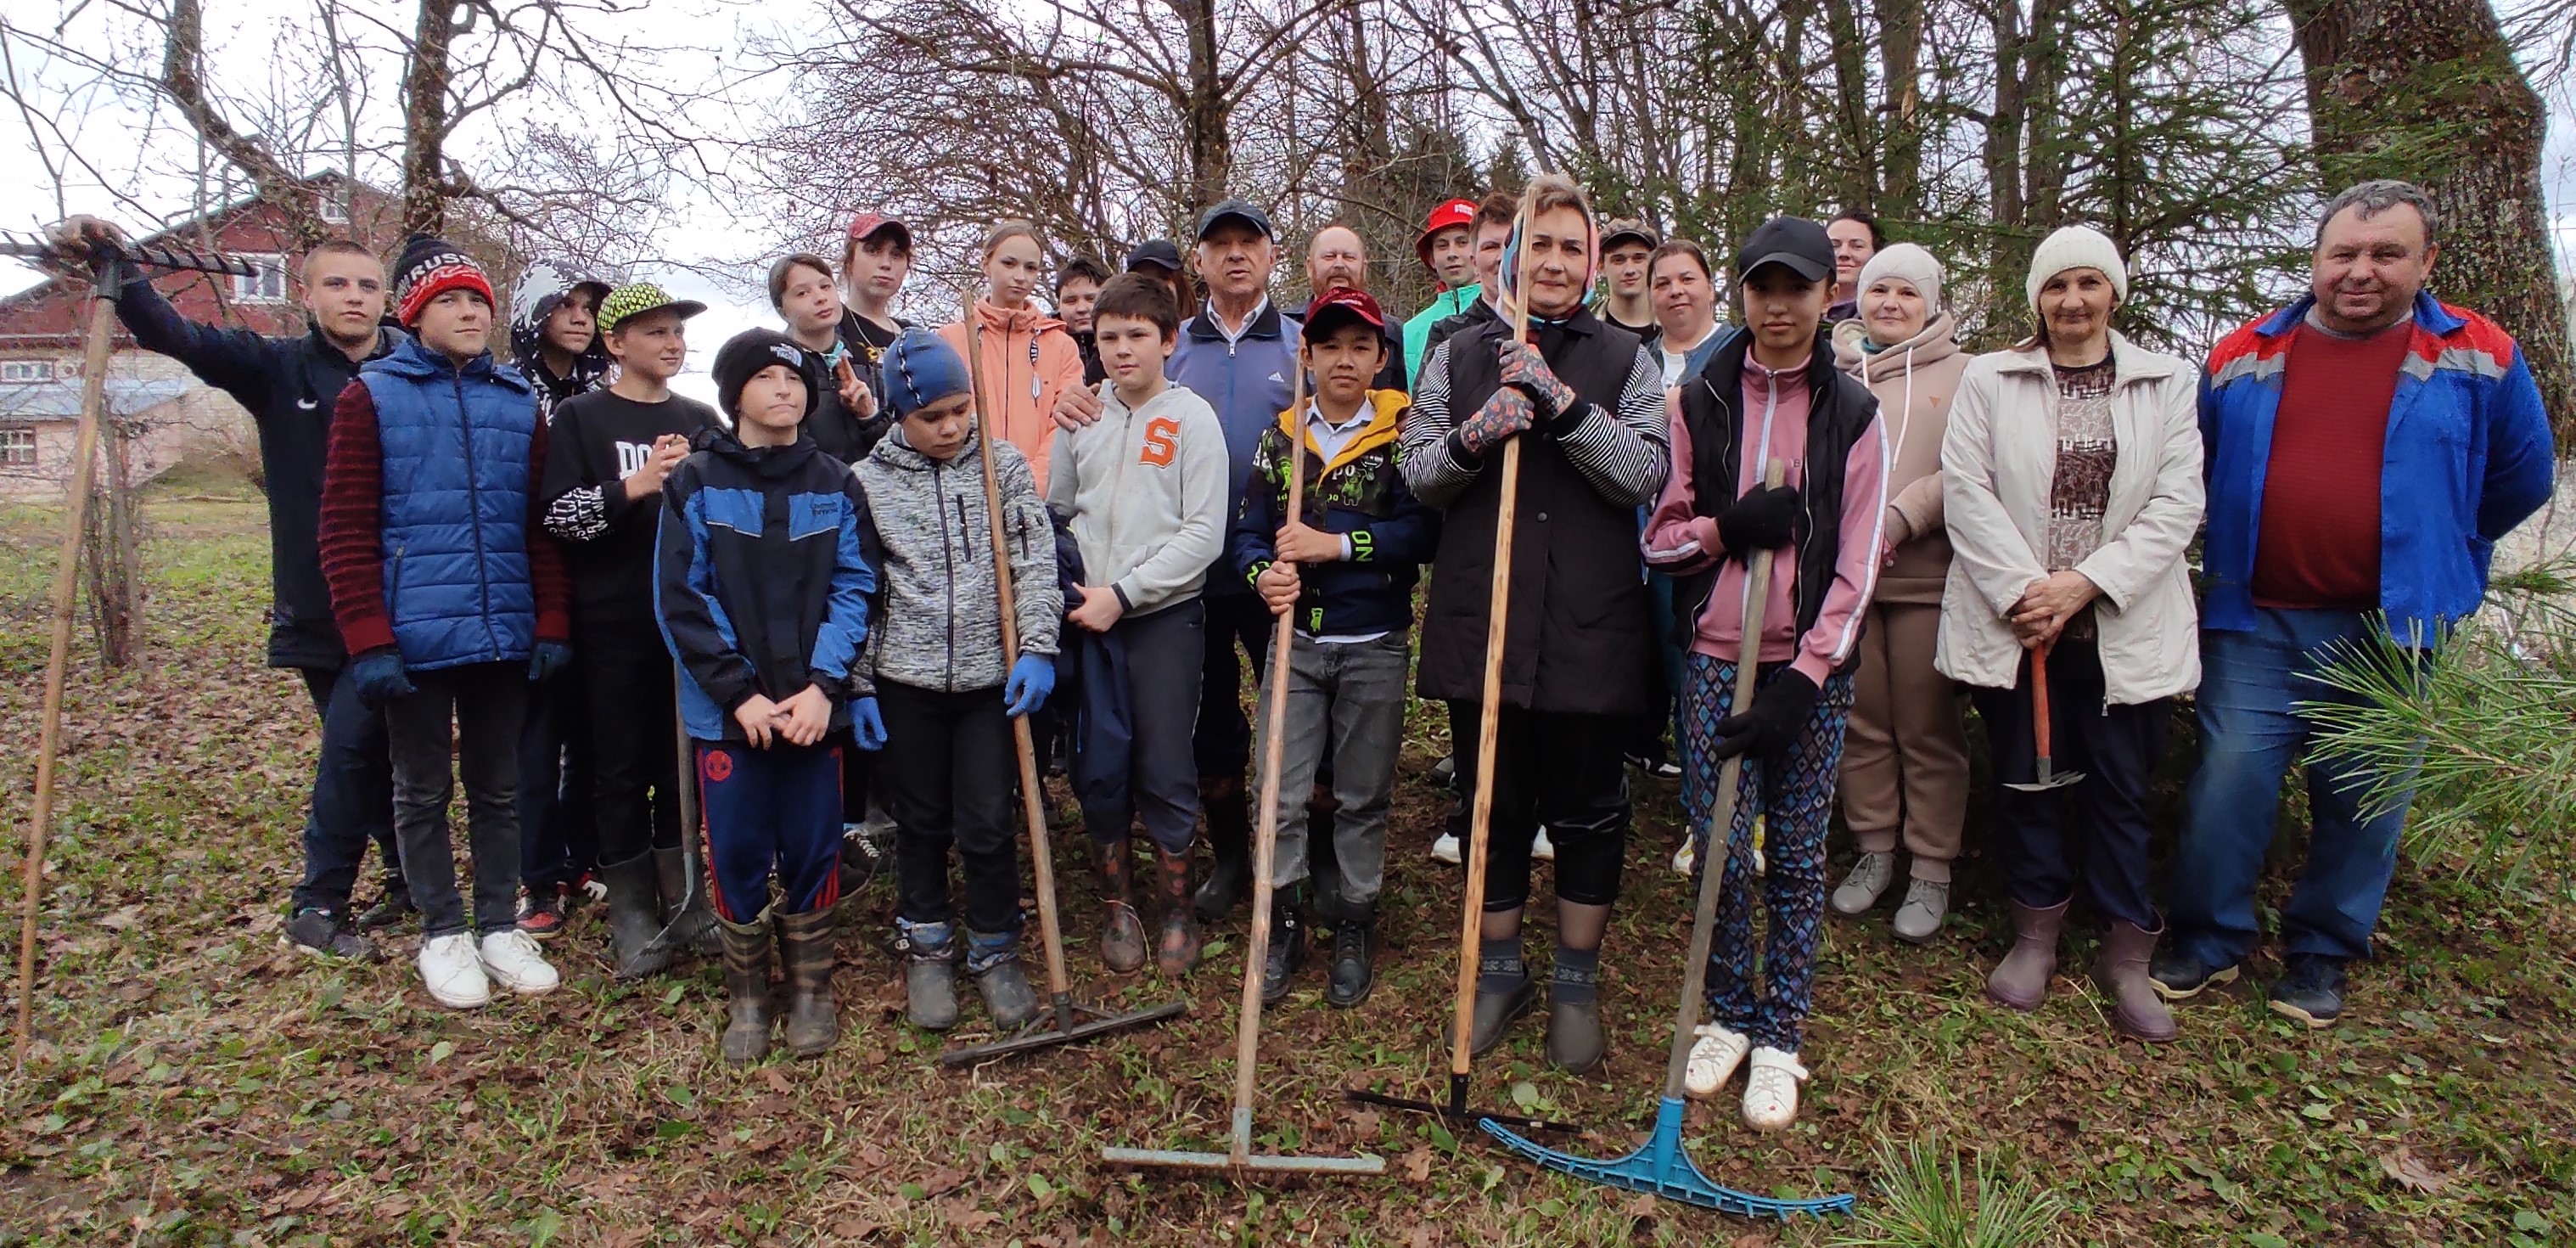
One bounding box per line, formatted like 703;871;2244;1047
1837;601;1969;882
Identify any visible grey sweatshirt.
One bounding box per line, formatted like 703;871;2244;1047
1045;381;1230;616
855;426;1061;694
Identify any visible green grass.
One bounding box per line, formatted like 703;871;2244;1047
0;498;2571;1246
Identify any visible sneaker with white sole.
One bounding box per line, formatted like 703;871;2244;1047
1673;838;1695;875
1743;1046;1809;1132
479;929;560;996
1530;827;1556;863
418;932;491;1009
1829;852;1895;916
1891;877;1950;943
1683;1021;1750;1099
1430;832;1462;865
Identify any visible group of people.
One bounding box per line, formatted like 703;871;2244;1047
44;166;2555;1129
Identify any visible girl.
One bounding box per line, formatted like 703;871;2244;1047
938;221;1087;493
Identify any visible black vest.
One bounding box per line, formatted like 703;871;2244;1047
1417;311;1658;716
1670;331;1881;661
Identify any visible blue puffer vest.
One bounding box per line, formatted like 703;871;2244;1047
359;337;542;671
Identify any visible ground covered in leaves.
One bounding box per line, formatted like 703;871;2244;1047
2;493;2572;1246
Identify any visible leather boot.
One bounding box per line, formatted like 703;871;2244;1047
602;852;669;980
1193;776;1251;921
1985;897;2068;1011
1093;838;1147;974
1259;886;1307;1006
716;908;773;1065
1153;846;1201;977
1325;909;1376;1008
773;907;841;1057
654;845;720;958
2096;920;2177;1043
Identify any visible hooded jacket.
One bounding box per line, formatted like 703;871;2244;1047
936;301;1086;493
854;425;1062;694
1231;390;1441;638
1044;381;1230;616
1401;284;1480;388
507;265;610;418
655;427;878;742
1832;311;1969;605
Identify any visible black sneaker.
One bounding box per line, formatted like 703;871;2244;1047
281;907;378;961
354;880;416;931
837;824;888;897
514;885;570;940
2149;949;2242;1000
2268;956;2347;1029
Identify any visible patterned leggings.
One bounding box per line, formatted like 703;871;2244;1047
1681;654;1856;1054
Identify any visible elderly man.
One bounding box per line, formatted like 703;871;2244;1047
2155;179;2556;1028
1303;223;1405;389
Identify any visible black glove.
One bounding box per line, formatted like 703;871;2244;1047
1709;668;1819;762
1717;484;1801;556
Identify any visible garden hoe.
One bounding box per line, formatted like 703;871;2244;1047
1482;462;1856;1220
2002;639;2084;792
1100;364;1383;1178
944;294;1186;1066
1340;196;1577;1138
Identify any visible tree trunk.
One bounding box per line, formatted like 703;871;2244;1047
1179;0;1232;217
1876;0;1927;219
2287;0;2576;443
401;0;462;238
1823;0;1877;211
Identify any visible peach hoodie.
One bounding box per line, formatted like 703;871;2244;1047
937;300;1086;494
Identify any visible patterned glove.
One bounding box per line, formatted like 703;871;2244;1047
1455;385;1536;458
1497;337;1578;425
1709;667;1819;762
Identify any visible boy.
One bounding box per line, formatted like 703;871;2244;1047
1598;219;1661;344
1401;199;1481;388
769;251;888;464
319;235;571;1009
1048;272;1229;978
659;329;878;1065
1233;288;1436;1006
1054;256;1111;385
541;283;719;975
508;265;612;417
856;329;1063;1032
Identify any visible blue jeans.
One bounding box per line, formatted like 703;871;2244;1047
2166;609;2420;966
294;666;397;913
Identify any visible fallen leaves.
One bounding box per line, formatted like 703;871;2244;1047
2379;1147;2449;1194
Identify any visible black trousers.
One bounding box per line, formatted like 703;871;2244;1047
1193;590;1274;779
295;666;397;911
879;680;1022;936
580;619;682;865
384;661;529;937
1445;702;1631;910
1969;640;2166;930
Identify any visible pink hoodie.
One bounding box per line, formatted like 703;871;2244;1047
938;300;1086;495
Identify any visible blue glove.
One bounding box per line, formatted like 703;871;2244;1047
348;648;414;710
527;640;574;683
1002;654;1056;717
851;696;888;750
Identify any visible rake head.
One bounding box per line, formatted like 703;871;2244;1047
2002;760;2086;792
1103;1107;1387;1176
1343;1075;1582;1135
939;995;1187;1067
1480;1098;1856;1218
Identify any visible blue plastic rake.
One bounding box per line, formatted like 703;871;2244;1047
1480;462;1855;1220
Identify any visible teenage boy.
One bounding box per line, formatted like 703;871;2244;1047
1232;288;1437;1006
1402;198;1482;387
42;215;403;958
320;236;571;1009
859;329;1063;1032
1599;219;1661;344
839;213;916;404
1048;273;1230;978
1825;210;1883;322
508;266;612;416
1401;174;1670;1073
660;328;878;1065
770;252;885;464
1055;256;1112;385
541;283;721;976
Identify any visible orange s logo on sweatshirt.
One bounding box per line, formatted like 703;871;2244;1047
1139;417;1181;468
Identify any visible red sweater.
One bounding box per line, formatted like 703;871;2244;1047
2250;320;2409;610
318;377;571;657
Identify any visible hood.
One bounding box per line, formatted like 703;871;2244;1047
700;422;825;480
1832;311;1960;382
970;300;1065;338
1272;389;1407;476
508;263;612;388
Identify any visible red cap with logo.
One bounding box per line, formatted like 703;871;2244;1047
1414;198;1479;273
1301;286;1387;341
846;213;912;248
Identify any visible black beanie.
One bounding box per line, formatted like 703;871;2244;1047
711;329;824;422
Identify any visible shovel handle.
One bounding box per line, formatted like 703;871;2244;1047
2029;639;2055;767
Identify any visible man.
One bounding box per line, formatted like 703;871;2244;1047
45;216;403;958
1402;198;1482;388
1055;255;1112;384
1125;239;1187;320
1302;224;1404;390
1824;210;1882;322
2155;180;2556;1027
1597;218;1660;344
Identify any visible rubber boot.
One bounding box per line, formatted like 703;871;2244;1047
602;852;669;980
654;845;720;958
1153;846;1201;977
774;907;841;1057
1093;838;1147;974
1985;897;2069;1011
1193;776;1252;921
716;908;773;1065
968;930;1041;1031
2096;920;2177;1043
1259;886;1307;1006
895;919;958;1032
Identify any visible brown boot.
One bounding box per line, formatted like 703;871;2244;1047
716;908;773;1065
773;907;841;1057
2096;920;2177;1043
1984;897;2068;1011
1153;846;1201;977
1094;837;1147;974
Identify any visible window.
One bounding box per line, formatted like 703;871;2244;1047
319;190;350;224
234;255;289;303
1;429;34;465
0;360;54;382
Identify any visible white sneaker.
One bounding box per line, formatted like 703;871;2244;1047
1673;838;1695;875
479;929;560;996
1430;832;1462;865
1830;852;1896;916
1743;1046;1810;1132
1530;827;1556;863
418;932;491;1009
1683;1022;1750;1099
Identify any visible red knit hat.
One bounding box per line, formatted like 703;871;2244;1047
1414;199;1479;275
390;234;495;327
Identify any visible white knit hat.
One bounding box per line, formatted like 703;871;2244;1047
2024;225;2129;312
1855;243;1944;312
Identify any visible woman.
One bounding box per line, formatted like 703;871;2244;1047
1936;225;2203;1043
938;221;1087;493
1825;244;1971;943
1634;239;1734;804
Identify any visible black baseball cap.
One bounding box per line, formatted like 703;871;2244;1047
1733;217;1834;283
1196;199;1275;242
1125;239;1182;273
